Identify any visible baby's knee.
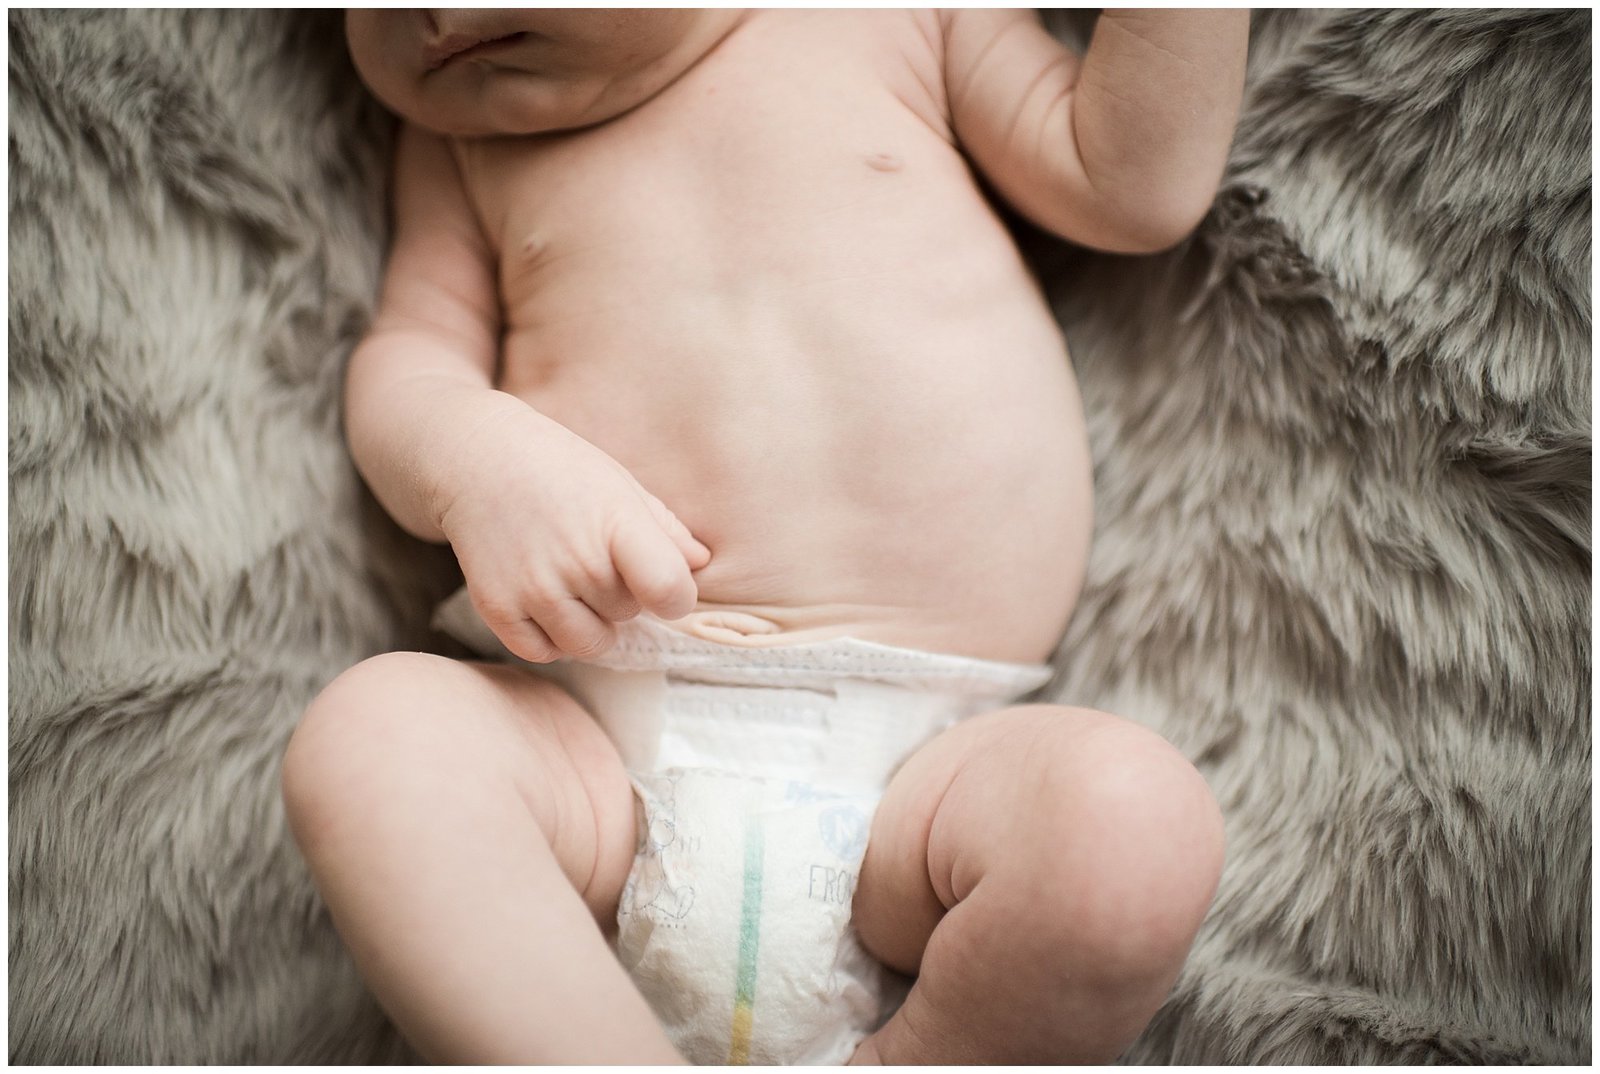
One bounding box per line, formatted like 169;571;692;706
282;652;519;835
284;653;443;821
990;707;1225;982
288;650;454;756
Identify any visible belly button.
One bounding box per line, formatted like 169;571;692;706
864;152;902;173
681;610;783;643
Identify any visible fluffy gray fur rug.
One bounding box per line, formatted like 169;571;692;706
9;9;1590;1064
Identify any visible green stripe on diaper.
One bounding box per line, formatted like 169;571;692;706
727;803;765;1065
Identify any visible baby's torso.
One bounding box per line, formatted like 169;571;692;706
452;9;1091;664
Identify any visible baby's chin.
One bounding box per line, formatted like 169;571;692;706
349;9;749;138
388;66;675;138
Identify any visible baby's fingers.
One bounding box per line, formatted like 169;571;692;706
475;599;562;665
536;597;617;660
633;485;711;570
575;570;643;625
610;524;698;621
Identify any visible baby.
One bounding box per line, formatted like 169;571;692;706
283;8;1246;1065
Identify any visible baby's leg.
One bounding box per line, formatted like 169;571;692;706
281;652;681;1064
850;704;1224;1064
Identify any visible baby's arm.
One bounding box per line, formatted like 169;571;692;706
942;8;1248;253
344;124;506;544
346;126;709;661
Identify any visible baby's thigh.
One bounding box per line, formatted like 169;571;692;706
854;704;1224;975
283;651;637;919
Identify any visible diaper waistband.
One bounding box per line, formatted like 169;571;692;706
579;614;1052;699
432;589;1052;786
432;587;1051;699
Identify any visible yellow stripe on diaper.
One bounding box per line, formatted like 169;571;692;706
728;798;765;1065
729;1003;755;1065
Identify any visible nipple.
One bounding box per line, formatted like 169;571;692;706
518;233;547;261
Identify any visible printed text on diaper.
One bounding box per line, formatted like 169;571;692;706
808;864;857;905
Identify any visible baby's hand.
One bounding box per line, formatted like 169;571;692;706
434;398;711;662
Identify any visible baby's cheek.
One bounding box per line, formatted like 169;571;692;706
346;21;428;120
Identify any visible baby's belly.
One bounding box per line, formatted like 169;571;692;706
504;323;1093;665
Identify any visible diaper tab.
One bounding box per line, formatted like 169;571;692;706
648;678;962;790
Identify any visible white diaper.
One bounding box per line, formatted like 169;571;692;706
433;588;1050;1065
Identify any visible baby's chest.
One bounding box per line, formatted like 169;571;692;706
457;11;955;266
